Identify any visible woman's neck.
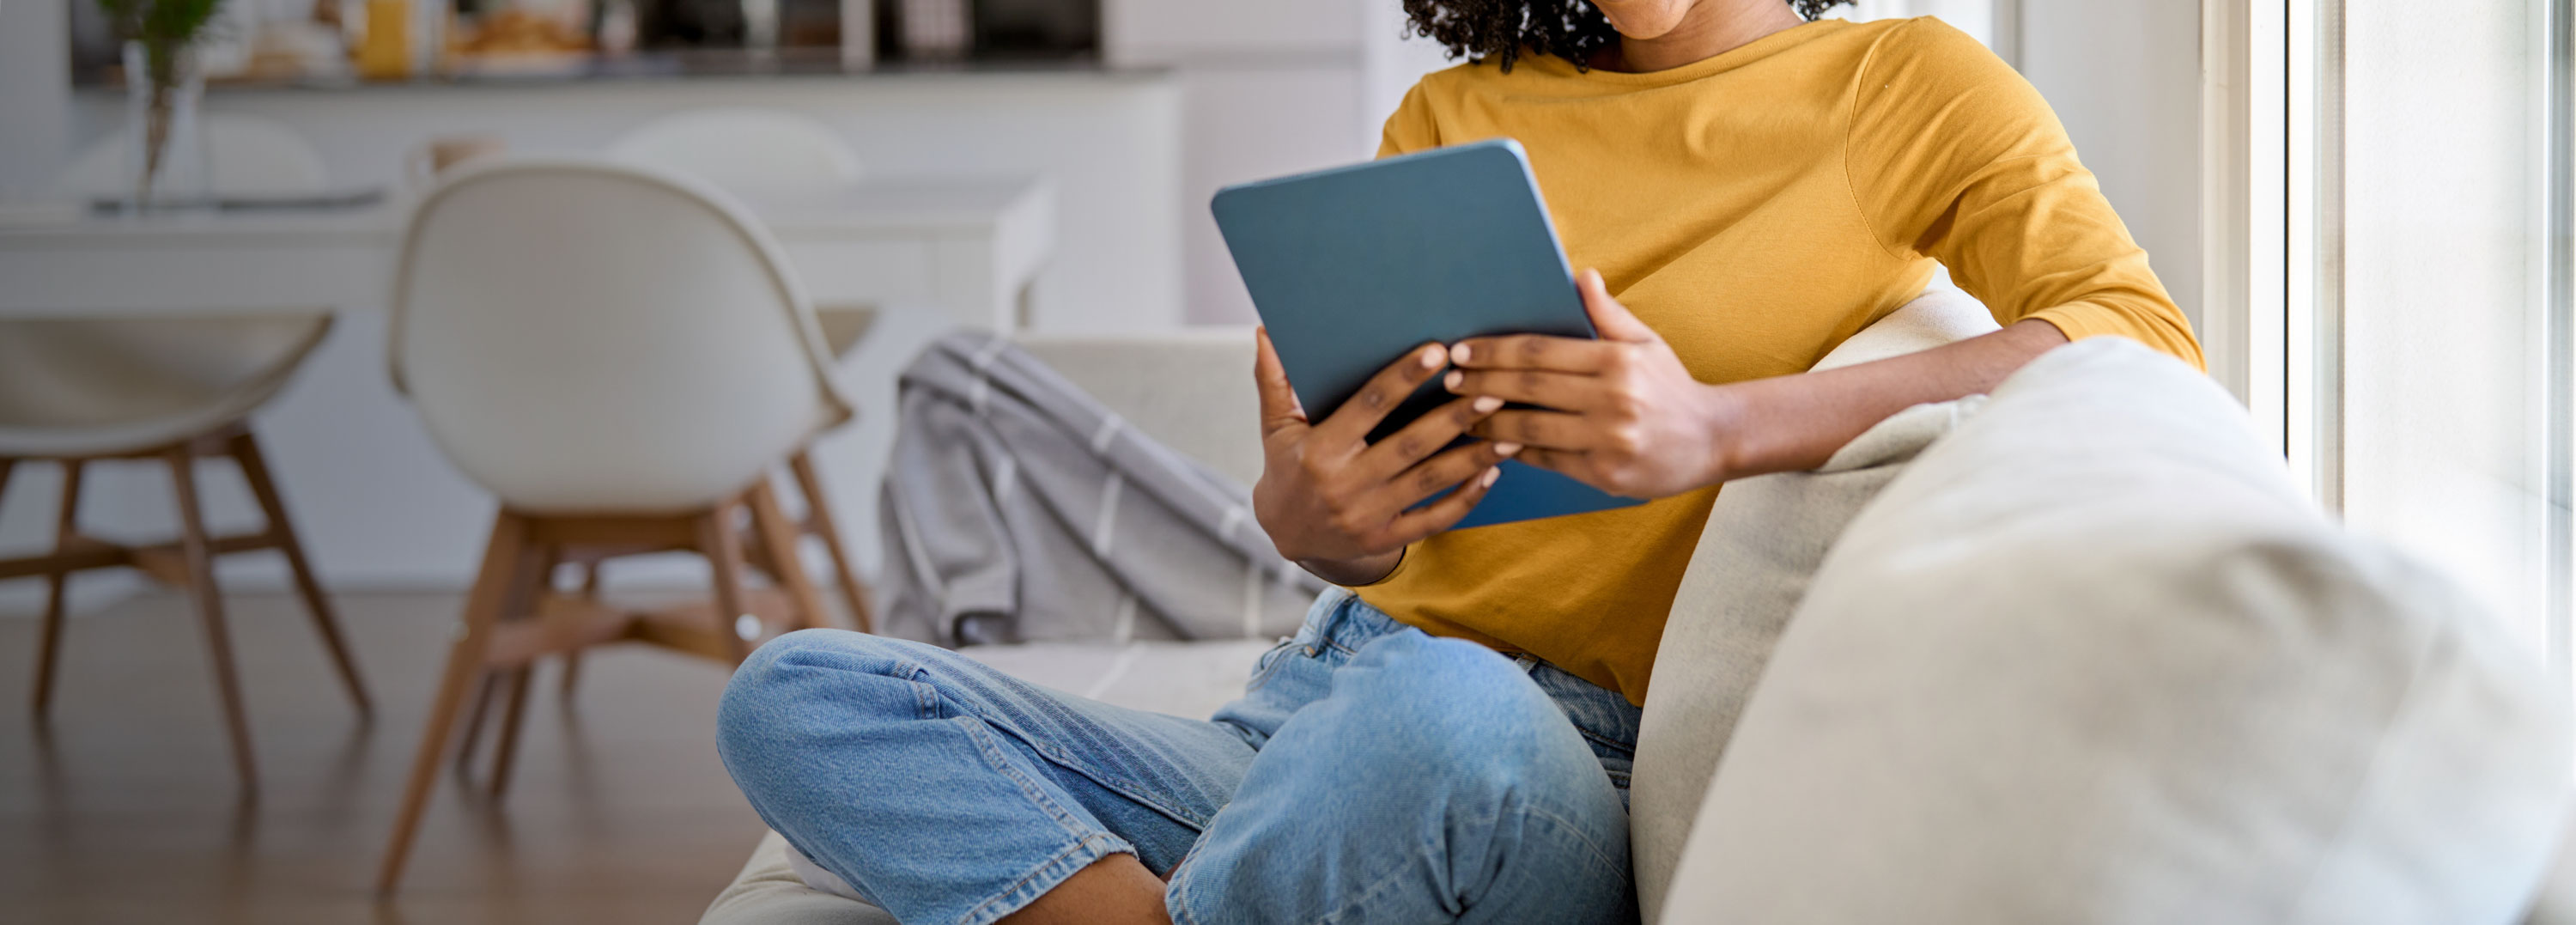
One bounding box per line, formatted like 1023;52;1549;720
1603;0;1808;73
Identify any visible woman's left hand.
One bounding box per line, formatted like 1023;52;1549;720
1444;268;1736;499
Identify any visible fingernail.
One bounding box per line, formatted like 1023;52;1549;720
1419;345;1443;368
1494;441;1522;457
1472;396;1502;413
1443;371;1463;390
1450;344;1473;363
1480;467;1502;488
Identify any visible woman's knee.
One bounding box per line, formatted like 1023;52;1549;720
1331;633;1593;794
717;630;921;776
1173;633;1630;922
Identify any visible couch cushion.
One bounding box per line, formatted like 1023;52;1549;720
2528;807;2576;925
1630;287;1998;918
1662;339;2572;923
706;832;899;925
1016;330;1262;487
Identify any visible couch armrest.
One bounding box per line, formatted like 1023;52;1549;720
1630;287;1999;922
1811;285;2002;372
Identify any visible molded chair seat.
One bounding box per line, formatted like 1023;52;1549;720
0;313;334;458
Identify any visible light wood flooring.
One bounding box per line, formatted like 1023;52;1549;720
0;590;769;924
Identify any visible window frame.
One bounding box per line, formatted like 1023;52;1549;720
2543;0;2574;679
2207;0;2576;678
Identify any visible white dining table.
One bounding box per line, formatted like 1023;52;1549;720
0;173;1055;331
0;174;1048;599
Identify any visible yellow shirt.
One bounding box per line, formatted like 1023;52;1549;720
1361;16;2202;703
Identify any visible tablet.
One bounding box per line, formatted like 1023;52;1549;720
1211;138;1642;531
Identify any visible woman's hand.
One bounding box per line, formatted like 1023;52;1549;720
1445;269;1735;499
1251;329;1521;586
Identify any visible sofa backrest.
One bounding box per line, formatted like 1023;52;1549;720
1664;338;2571;923
1631;286;2000;917
1017;329;1264;486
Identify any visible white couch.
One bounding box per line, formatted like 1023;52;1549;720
706;296;2576;924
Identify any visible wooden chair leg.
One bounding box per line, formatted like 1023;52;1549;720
453;670;500;773
228;432;372;719
558;564;599;702
750;479;830;633
697;499;755;662
790;452;873;633
31;459;82;716
483;544;557;801
167;448;258;794
556;654;582;703
485;666;535;800
376;511;528;897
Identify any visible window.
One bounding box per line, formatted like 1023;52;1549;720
2222;0;2576;670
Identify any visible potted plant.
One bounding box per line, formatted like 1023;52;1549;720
98;0;225;210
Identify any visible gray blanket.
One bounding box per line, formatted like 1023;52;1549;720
874;333;1326;646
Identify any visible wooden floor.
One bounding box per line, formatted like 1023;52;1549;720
0;590;769;924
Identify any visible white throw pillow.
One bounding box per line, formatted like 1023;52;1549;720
1661;339;2572;923
1631;287;1998;919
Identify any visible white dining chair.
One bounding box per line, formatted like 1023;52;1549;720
605;105;883;625
374;156;868;895
54;113;330;199
11;114;359;795
0;313;372;793
605;107;863;192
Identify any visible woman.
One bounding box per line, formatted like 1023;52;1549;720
717;0;2202;922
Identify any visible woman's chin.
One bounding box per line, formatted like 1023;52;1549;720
1590;0;1692;40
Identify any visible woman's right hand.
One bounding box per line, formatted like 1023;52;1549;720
1250;328;1521;587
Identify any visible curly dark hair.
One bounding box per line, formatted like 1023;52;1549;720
1401;0;1854;72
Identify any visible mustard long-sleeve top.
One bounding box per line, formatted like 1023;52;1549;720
1358;16;2202;704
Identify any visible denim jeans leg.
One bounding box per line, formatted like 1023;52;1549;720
719;629;1260;925
1167;629;1638;925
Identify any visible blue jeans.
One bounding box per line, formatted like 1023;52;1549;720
718;587;1642;925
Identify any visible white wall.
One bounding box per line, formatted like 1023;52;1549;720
1160;64;1371;326
1107;0;1387;325
1844;0;2001;55
0;0;72;197
2014;0;2204;337
1359;0;1460;144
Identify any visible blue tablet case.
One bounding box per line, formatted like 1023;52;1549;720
1211;138;1643;531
